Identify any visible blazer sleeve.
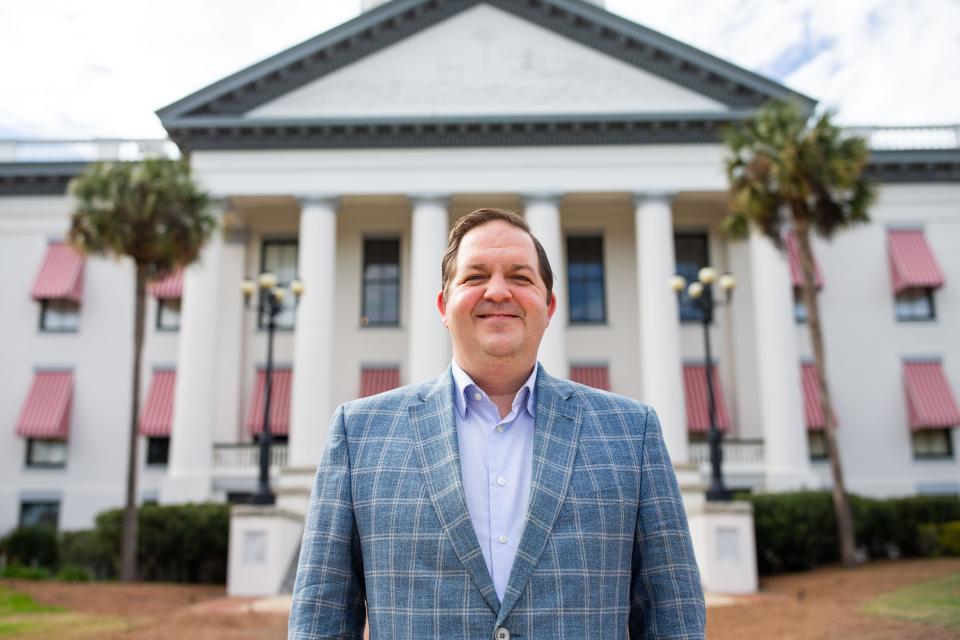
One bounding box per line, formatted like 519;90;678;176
288;405;367;640
628;407;706;639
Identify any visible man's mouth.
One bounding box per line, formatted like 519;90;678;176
477;314;518;319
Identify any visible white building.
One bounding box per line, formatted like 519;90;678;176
2;0;959;559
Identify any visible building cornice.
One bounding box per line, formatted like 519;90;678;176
866;149;960;184
165;111;750;152
0;162;88;196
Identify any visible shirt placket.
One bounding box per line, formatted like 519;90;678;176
487;404;515;590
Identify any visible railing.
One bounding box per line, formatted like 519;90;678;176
688;438;764;466
212;443;288;474
0;138;179;163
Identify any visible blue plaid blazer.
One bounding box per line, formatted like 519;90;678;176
289;366;706;639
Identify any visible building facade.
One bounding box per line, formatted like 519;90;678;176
2;0;960;537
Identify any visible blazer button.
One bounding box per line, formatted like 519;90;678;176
494;627;510;640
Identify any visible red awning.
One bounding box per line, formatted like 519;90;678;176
139;369;176;436
888;229;944;293
360;367;400;398
31;242;85;303
801;363;838;430
683;364;731;433
15;371;74;439
570;365;611;391
903;361;960;430
785;231;824;290
246;368;292;435
148;268;183;300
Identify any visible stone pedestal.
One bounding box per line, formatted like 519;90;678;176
687;501;758;594
227;505;305;597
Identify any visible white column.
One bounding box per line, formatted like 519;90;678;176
524;194;568;378
408;195;451;383
161;206;225;503
635;194;688;463
748;229;813;490
288;197;339;469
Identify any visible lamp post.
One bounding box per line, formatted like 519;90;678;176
670;267;736;502
242;272;304;505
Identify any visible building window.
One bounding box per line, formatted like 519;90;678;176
794;289;808;323
19;500;60;529
675;233;709;323
146;437;170;466
808;432;828;461
39;299;80;332
567;236;606;323
361;238;400;326
25;439;67;468
895;288;936;322
912;429;954;459
259;240;299;329
156;299;181;331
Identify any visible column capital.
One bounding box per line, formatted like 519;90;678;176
296;195;340;210
408;193;449;208
633;191;676;208
522;192;563;207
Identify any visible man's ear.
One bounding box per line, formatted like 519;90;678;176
546;291;557;320
436;290;448;327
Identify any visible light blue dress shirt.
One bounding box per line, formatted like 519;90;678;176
451;361;537;603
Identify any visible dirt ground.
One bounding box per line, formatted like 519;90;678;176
707;557;960;640
5;557;960;639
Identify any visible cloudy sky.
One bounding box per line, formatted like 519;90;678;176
1;0;957;139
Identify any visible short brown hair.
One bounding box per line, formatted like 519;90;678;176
440;208;554;303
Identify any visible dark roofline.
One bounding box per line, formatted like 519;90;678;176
0;162;89;196
3;148;959;197
157;0;815;127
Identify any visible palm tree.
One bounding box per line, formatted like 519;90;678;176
69;157;216;581
723;100;876;567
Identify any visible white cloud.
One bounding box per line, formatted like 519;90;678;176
0;0;956;138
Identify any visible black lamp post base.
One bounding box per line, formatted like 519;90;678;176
706;485;732;502
249;491;276;506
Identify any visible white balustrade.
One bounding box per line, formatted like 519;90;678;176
212;444;288;474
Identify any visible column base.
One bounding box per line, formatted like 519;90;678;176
764;467;821;492
227;505;304;596
687;501;758;594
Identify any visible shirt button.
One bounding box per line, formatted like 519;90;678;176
474;392;482;401
496;476;506;486
496;424;504;432
494;628;511;640
498;535;508;544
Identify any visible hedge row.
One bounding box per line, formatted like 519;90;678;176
743;491;960;574
0;503;229;583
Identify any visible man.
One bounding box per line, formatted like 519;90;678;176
289;208;706;639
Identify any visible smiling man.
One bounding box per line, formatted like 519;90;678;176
289;208;706;640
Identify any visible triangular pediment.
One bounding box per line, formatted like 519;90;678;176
248;4;725;119
157;0;815;151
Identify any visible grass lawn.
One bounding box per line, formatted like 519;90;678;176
864;570;960;632
0;585;124;638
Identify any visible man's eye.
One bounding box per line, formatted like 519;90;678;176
512;275;531;282
464;274;485;282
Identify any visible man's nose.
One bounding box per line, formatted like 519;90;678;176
484;273;513;301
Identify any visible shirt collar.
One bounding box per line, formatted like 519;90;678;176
451;360;538;419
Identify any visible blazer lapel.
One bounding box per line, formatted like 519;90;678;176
409;369;500;614
497;368;582;623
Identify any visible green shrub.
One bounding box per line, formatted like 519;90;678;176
744;492;960;574
95;503;230;583
0;564;52;580
1;526;58;569
937;521;960;556
54;565;91;582
59;529;115;580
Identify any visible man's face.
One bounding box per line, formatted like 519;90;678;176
437;220;556;368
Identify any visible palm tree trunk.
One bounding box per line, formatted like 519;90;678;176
793;216;857;567
121;264;148;581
